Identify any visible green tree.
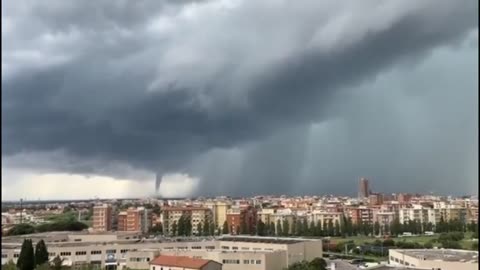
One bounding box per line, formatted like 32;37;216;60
327;220;334;236
150;223;163;234
34;240;49;267
17;239;35;270
178;215;185;236
36;263;51;270
334;220;341;237
184;216;192;236
172;221;178;236
276;220;283;236
283;219;290;236
209;222;214;236
269;222;276;236
203;221;210;236
197;222;203;236
7;224;35;236
301;219;308;236
222;221;229;234
236;225;240;235
295;219;303;236
309;220;315;236
374;222;380;236
257;220;266;236
309;257;327;270
291;218;297;236
240;219;247;235
316;220;323;237
52;255;63;270
3;260;17;270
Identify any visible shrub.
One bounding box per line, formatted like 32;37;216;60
383;239;395;247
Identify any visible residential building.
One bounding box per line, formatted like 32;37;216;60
226;206;257;235
93;204;112;232
117;212;127;231
162;207;213;236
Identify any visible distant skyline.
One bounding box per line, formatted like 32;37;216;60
2;0;478;199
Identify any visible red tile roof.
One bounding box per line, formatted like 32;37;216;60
150;255;215;269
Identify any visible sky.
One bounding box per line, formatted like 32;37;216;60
2;0;478;200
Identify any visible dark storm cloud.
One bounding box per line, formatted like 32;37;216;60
2;0;478;195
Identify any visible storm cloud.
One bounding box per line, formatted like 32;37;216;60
2;0;478;197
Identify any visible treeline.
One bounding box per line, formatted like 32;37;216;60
328;231;477;256
246;216;479;238
168;214;215;236
6;220;88;236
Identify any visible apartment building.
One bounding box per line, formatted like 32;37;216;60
117;212;128;231
345;206;373;224
93;204;112;232
372;210;395;231
162;207;213;236
398;207;429;224
226;206;257;235
205;201;231;229
308;210;343;228
270;213;295;235
257;208;275;225
368;193;384;206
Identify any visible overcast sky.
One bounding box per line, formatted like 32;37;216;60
2;0;478;200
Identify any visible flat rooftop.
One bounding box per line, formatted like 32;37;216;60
394;249;478;262
219;237;303;244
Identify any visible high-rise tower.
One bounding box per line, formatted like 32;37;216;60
358;177;370;199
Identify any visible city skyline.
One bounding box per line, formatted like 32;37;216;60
2;0;478;199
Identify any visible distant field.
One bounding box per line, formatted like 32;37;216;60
330;232;475;248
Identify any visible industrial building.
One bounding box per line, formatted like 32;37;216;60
1;232;322;270
388;249;478;270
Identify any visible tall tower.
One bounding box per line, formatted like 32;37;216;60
358;177;370;199
155;173;162;194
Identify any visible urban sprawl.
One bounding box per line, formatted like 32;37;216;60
2;178;478;270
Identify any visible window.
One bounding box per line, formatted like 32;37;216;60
256;260;261;264
152;267;155;270
243;260;250;264
1;254;7;258
75;251;87;256
106;250;116;254
191;246;202;250
91;251;102;255
14;254;20;258
221;246;230;250
49;252;56;257
60;252;71;256
241;247;250;250
232;247;238;250
120;249;129;254
222;259;240;264
205;246;215;249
